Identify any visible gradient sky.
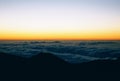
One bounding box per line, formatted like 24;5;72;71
0;0;120;40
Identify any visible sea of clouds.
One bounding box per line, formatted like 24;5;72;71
0;40;120;63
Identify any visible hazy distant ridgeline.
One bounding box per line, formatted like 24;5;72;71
0;40;120;63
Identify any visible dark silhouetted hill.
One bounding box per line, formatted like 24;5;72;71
0;52;120;81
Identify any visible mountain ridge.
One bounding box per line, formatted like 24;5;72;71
0;52;120;81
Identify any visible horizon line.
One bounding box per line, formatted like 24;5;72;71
0;39;120;41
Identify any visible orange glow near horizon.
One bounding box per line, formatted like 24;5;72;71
0;29;120;40
0;0;120;40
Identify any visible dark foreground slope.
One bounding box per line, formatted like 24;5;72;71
0;52;120;81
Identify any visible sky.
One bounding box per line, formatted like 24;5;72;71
0;0;120;40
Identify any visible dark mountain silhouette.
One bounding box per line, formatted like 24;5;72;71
0;52;120;81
